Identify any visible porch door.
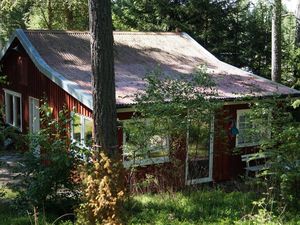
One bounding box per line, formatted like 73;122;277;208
186;118;214;185
29;97;40;155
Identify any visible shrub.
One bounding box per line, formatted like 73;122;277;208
247;98;300;210
75;151;125;225
15;101;80;210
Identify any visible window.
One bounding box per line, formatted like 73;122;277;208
4;89;22;130
122;119;169;167
71;113;93;147
236;109;259;147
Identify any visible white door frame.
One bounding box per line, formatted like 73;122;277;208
29;97;40;156
185;116;214;185
29;97;40;133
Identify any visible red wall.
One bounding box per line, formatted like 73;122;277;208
0;41;252;189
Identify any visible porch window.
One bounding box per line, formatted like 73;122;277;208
4;89;22;130
122;119;169;167
236;109;259;147
71;113;93;147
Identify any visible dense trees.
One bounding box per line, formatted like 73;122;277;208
0;0;88;46
26;0;88;30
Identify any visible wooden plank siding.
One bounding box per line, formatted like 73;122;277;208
0;41;252;188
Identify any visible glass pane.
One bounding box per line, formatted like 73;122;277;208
188;119;210;180
72;114;82;142
148;135;169;158
84;118;93;146
123;120;169;162
239;115;246;123
237;112;260;146
123;121;145;161
6;94;13;124
15;96;21;128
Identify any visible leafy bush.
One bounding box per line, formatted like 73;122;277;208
0;103;23;151
247;98;300;210
15;101;80;210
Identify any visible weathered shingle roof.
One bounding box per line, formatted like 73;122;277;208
1;29;299;109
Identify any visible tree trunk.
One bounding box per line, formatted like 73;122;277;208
296;0;300;46
271;0;282;83
89;0;118;157
47;0;53;30
86;0;124;224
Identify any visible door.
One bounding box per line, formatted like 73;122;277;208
29;97;40;155
186;117;214;185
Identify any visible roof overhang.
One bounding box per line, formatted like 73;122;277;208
0;29;93;110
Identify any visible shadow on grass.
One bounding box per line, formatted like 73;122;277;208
0;187;74;225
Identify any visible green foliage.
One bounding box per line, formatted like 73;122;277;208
26;0;89;30
0;123;22;151
15;101;79;209
0;0;88;46
0;0;33;46
134;67;219;135
246;98;300;210
281;13;300;89
122;67;222;191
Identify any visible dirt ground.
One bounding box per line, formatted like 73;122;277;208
0;151;23;186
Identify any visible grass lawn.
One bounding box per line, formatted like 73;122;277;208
125;189;300;225
126;189;256;225
0;186;299;225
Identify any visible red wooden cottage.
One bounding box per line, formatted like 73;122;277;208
0;29;299;189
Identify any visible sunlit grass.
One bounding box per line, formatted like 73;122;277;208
125;189;299;225
0;186;18;199
125;189;257;225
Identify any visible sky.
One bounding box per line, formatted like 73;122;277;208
252;0;298;14
284;0;298;14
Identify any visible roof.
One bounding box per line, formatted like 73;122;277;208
1;29;300;109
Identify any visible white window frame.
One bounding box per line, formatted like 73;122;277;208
4;89;22;131
122;119;170;168
185;116;214;185
236;109;259;148
71;112;93;147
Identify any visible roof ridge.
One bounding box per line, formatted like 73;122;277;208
23;29;181;36
24;29;89;34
